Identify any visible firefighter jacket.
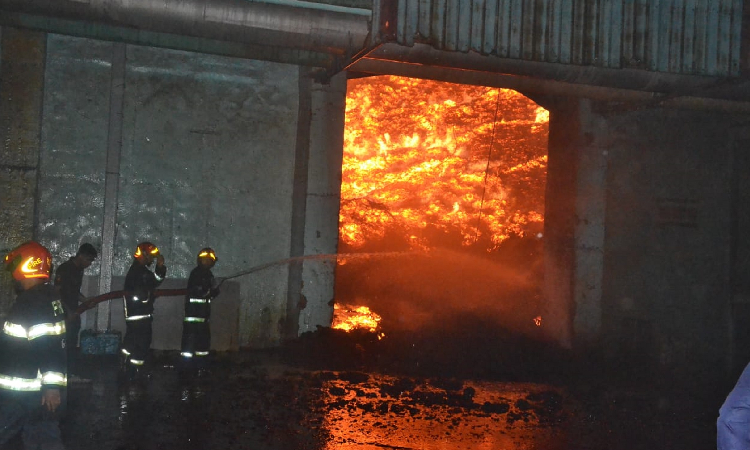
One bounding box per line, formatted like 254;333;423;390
123;261;166;321
0;283;67;393
183;265;217;322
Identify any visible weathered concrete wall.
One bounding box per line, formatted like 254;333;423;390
602;106;739;384
544;96;750;383
35;35;300;348
0;31;344;348
38;35;110;268
0;28;46;314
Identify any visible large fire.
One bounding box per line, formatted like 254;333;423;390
334;75;549;334
340;75;548;252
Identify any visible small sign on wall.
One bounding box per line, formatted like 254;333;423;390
656;198;699;228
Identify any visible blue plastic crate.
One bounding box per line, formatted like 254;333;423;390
79;330;121;355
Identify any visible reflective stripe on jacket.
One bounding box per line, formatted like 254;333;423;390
0;283;68;391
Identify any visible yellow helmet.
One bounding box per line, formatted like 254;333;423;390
197;247;217;266
134;242;159;259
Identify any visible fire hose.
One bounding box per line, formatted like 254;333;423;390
74;288;188;317
71;261;269;318
72;263;271;318
72;254;339;319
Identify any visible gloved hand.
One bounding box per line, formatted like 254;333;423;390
210;287;221;298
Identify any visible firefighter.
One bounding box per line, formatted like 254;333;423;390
181;247;220;373
121;242;166;380
54;243;97;378
0;241;67;450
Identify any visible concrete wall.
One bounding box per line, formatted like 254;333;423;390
602;106;740;384
0;27;46;310
0;29;345;348
543;97;750;384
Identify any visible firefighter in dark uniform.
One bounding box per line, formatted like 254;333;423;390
53;243;97;377
121;242;166;379
181;247;220;371
0;241;67;450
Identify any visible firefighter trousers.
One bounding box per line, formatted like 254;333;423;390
65;315;81;375
0;391;65;450
181;321;210;358
122;317;153;366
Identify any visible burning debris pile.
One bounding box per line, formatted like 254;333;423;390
289;311;567;383
331;303;383;338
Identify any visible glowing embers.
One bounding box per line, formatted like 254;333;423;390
341;75;549;252
331;303;384;338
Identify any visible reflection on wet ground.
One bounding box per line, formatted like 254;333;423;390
61;354;571;450
316;376;566;450
46;341;721;450
0;324;704;450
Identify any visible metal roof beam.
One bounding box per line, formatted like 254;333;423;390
0;0;371;63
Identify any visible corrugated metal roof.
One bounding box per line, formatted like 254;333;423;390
395;0;743;77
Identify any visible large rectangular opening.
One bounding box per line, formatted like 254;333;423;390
330;75;551;379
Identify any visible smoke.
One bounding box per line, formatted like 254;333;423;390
329;245;569;381
334;247;543;339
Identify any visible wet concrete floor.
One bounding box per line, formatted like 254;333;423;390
65;355;569;450
4;330;724;450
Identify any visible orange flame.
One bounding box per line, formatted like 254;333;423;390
341;76;548;252
332;303;383;336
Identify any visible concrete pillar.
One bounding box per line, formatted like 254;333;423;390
572;100;608;346
298;72;347;334
542;98;578;349
543;98;609;350
0;28;46;312
286;68;347;338
96;42;126;331
285;66;313;340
